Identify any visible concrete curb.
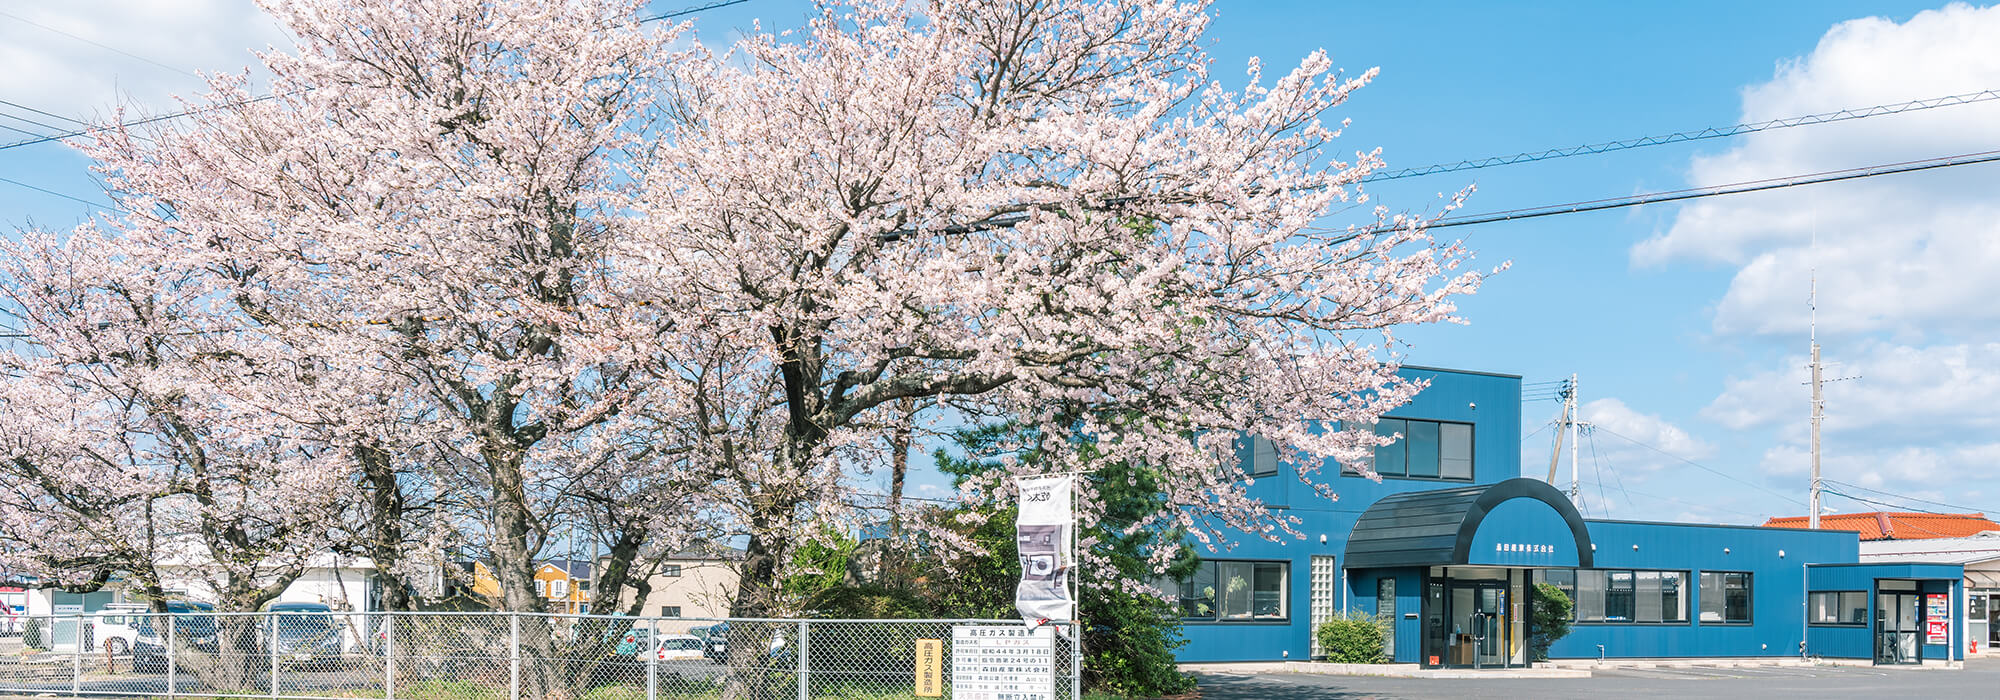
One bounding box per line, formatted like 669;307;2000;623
1180;660;1593;679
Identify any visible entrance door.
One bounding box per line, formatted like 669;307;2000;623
1877;592;1921;664
1445;581;1508;668
1989;594;2000;646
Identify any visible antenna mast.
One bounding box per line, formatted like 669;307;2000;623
1809;270;1824;529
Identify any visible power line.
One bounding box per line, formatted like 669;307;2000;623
0;94;283;152
639;0;755;22
1576;479;1768;521
1592;425;1806;507
1823;479;1999;517
1586;428;1632;510
0;9;201;80
0;99;93;127
1367;88;2000;182
0;1;755;154
0;175;114;209
1416;148;2000;233
1823;488;1946;516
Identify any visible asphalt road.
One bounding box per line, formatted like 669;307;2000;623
1198;658;2000;699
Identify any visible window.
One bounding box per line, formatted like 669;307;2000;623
662;564;683;578
1347;418;1473;481
1809;591;1867;625
1230;436;1279;478
1307;556;1338;658
660;606;682;618
1177;560;1288;621
1377;577;1397;655
1700;572;1752;624
550;579;569;598
535;580;548;597
1539;569;1686;623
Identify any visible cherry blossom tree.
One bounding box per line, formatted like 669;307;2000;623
7;7;1492;686
0;225;356;688
629;0;1488;617
28;1;696;694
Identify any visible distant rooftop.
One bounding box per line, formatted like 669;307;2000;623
1761;511;2000;541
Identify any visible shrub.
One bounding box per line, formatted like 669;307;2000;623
1314;611;1387;664
23;617;42;649
1529;582;1574;662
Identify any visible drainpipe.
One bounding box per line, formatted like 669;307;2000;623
1340;569;1348;615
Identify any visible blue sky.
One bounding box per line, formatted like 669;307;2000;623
5;1;1999;527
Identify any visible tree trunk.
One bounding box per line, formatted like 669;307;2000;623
484;447;558;699
883;397;918;580
358;445;413;611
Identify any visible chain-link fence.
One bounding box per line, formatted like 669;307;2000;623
0;612;1080;700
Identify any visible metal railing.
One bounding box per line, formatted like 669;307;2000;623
0;611;1081;700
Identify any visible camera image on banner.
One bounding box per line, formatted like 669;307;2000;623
1015;476;1075;624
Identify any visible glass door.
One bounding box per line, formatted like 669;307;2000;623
1445;581;1508;668
1877;592;1920;664
1988;594;2000;645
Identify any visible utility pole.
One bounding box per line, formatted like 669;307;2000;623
1543;375;1585;508
1569;373;1581;506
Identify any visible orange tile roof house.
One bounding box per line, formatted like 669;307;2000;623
1762;511;2000;541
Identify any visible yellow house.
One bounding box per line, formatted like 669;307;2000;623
466;560;593;614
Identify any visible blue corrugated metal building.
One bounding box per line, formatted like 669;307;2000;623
1175;366;1964;667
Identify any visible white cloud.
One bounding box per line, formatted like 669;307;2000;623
0;1;288;124
1705;341;2000;439
1631;3;2000;339
1523;398;1715;492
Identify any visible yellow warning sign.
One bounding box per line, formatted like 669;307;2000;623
914;638;943;696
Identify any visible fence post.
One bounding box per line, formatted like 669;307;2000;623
508;613;521;700
166;615;177;699
795;620;809;700
1070;621;1081;700
270;613;281;698
383;614;396;700
71;614;81;697
645;617;657;700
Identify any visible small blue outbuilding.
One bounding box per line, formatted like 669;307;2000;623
1174;366;1964;667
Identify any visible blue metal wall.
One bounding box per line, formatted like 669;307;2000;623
1173;365;1947;665
1803;563;1966;661
1177;366;1521;662
1542;521;1856;659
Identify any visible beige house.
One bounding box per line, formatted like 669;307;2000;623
610;546;742;633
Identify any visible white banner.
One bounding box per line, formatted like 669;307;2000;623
1014;475;1074;624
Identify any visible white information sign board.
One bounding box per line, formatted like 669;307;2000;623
951;625;1055;700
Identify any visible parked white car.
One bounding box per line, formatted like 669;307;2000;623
87;608;148;656
653;634;706;661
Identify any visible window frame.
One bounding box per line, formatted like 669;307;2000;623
660;605;682;618
662;564;683;578
1699;571;1754;625
1808;590;1868;627
1343;417;1476;482
1545;568;1690;625
1177;559;1291;624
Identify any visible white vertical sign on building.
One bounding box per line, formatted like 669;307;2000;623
1014;475;1074;624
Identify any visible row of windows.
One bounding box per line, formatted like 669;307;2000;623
1534;570;1753;624
1239;418;1477;482
1355;418;1473;480
1808;591;1868;625
1172;560;1290;622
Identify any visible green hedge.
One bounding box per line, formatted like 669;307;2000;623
1313;611;1388;664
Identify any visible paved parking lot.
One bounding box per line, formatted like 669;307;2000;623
1198;658;2000;699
